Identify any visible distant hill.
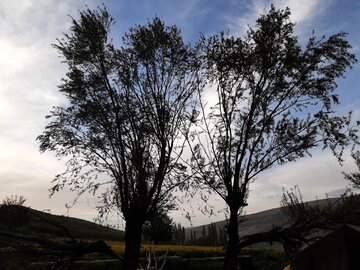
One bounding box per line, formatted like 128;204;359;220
0;205;125;241
185;197;338;240
0;198;340;243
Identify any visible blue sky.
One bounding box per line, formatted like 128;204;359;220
0;0;360;228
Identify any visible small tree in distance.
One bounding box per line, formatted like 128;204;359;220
1;195;27;206
172;223;186;245
37;7;201;270
143;211;174;245
190;5;358;270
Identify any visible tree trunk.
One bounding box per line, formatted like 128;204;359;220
124;218;143;270
224;207;239;270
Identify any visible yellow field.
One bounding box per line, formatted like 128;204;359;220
106;241;224;254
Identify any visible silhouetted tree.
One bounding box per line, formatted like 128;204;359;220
143;211;174;244
208;222;218;245
218;226;227;245
191;6;357;269
173;223;186;245
193;230;197;244
1;195;27;206
37;7;200;270
201;225;206;243
182;227;186;244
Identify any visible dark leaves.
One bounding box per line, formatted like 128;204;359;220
191;5;357;215
38;7;201;223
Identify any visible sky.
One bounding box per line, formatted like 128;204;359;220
1;0;360;228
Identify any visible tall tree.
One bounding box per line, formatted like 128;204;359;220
37;8;200;270
201;225;206;242
191;6;357;270
172;223;185;245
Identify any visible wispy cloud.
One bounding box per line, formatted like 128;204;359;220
326;187;349;197
227;0;333;37
174;0;201;22
0;0;97;217
245;150;357;213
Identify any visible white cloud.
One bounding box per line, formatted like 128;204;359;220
274;0;321;23
171;149;357;226
245;149;356;214
0;0;357;229
228;0;333;37
0;40;35;76
0;0;99;220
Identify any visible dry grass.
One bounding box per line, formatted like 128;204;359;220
107;241;224;255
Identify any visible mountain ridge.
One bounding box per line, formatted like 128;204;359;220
184;197;339;239
0;197;339;242
0;205;125;241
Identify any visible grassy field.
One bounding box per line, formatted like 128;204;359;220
0;241;288;270
108;241;225;257
106;242;288;269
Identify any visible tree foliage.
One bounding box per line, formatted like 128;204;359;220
190;5;357;270
173;223;186;245
37;7;201;270
35;4;359;270
1;195;27;206
143;211;174;244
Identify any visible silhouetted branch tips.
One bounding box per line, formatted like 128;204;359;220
238;187;360;258
189;5;357;269
37;6;203;269
31;3;359;270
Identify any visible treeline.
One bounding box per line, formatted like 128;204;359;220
163;221;228;246
187;223;227;246
164;222;228;246
142;212;227;246
172;223;186;245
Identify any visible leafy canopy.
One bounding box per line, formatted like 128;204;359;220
191;6;358;209
37;8;201;222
